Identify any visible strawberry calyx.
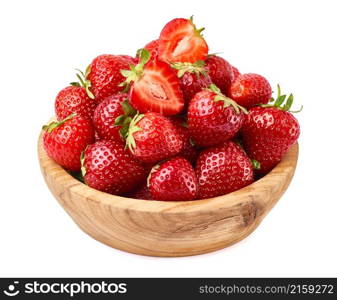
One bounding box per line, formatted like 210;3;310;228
42;113;76;133
70;66;95;99
171;60;207;78
207;84;248;114
119;49;151;91
261;85;303;113
124;113;145;153
114;100;137;138
251;159;261;170
190;16;205;38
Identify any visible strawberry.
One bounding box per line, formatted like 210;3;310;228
231;65;240;82
124;112;183;164
187;84;247;147
94;131;101;142
241;86;301;175
171;60;212;105
158;17;208;63
118;55;138;65
86;54;131;103
55;68;98;120
43;114;95;172
55;85;96;121
229;73;272;108
129;184;153;200
93;93;136;141
196;141;254;199
205;55;233;95
148;157;197;201
82;140;146;195
171;117;198;164
144;39;159;61
121;49;184;116
134;40;159;64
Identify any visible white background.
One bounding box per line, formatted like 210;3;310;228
0;0;336;277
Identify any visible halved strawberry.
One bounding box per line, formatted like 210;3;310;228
120;49;184;116
158;17;208;63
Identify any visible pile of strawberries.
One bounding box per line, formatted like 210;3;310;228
43;17;301;201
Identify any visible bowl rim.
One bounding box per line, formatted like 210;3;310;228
38;131;299;214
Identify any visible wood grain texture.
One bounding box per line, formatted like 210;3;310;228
38;132;299;257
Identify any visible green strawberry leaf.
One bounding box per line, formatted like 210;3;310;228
114;115;125;126
283;94;294;111
138;48;151;67
42;113;76;133
208;84;248;114
251;159;261;170
208;83;221;94
121;100;136;116
71;68;95;99
125;114;144;153
274;95;286;107
120;50;150;90
171;60;207;78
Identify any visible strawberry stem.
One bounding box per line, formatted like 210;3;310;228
189;16;205;37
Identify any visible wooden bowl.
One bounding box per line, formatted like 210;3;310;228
38;132;299;257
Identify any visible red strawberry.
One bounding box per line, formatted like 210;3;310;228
94;131;101;142
118;55;138;65
205;55;233;94
158;17;208;63
187;84;247;147
93;93;135;141
43;114;95;171
241;86;301;175
171;117;198;164
129;184;153;200
231;65;240;82
144;39;159;60
82;140;146;195
124;112;183;164
196;141;254;199
134;40;159;64
86;54;131;103
55;85;96;121
148;157;197;201
229;73;272;108
121;49;184;116
171;60;212;105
